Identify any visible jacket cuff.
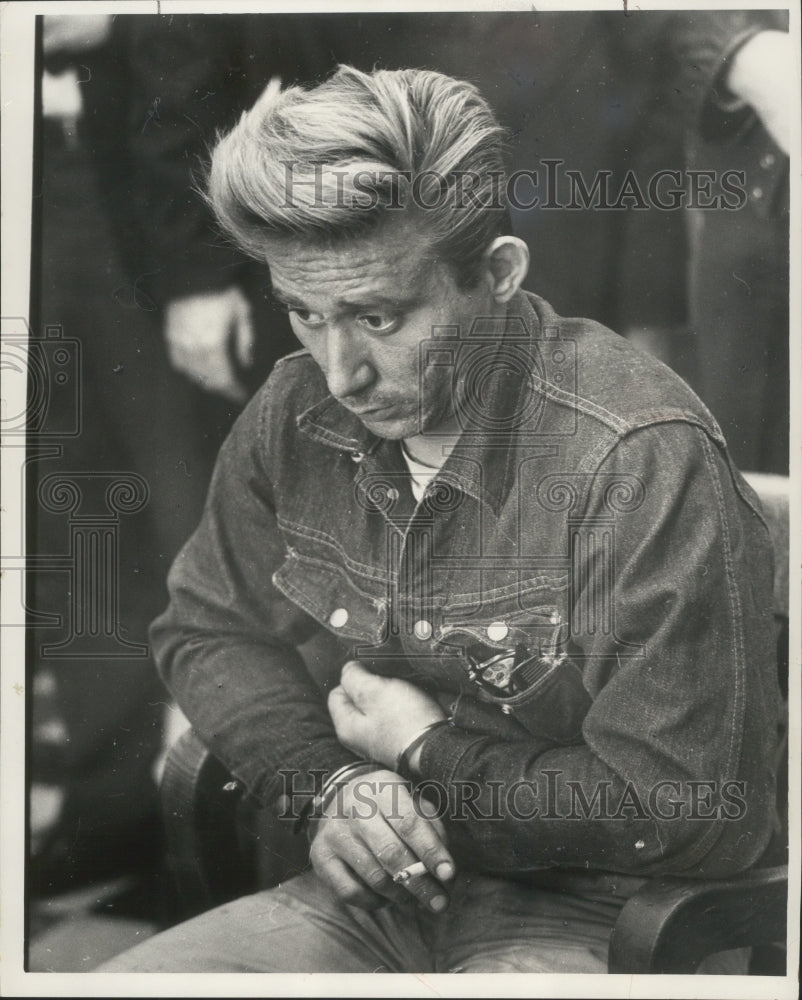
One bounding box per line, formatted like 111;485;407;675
233;738;362;811
418;724;491;788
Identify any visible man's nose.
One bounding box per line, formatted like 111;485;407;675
324;325;374;400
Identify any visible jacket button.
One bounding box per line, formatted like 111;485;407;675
751;186;763;200
350;452;364;463
386;487;400;502
487;622;509;642
329;607;349;628
760;152;776;169
413;619;433;640
501;704;513;715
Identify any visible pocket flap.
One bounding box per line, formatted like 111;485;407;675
272;549;387;644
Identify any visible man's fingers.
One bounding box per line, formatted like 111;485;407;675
366;816;453;913
311;827;405;909
340;659;369;683
327;684;361;720
383;806;455;885
413;786;449;843
169;339;244;398
339;660;387;707
312;852;386;911
190;356;248;402
164;288;251;402
327;686;368;752
311;771;455;914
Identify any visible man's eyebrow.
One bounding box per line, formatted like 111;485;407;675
335;293;421;311
270;285;303;307
270;286;421;312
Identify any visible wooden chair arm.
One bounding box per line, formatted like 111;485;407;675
607;866;788;973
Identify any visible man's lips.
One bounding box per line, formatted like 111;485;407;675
345;402;398;417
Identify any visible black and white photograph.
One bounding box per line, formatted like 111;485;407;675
1;2;799;996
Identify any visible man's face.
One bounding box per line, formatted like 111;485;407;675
266;218;494;441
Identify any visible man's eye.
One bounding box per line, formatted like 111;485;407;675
291;308;325;327
358;314;398;333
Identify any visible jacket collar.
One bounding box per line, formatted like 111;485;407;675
296;291;544;517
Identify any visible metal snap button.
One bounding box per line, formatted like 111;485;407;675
501;704;513;715
350;452;364;463
486;621;509;642
751;186;763;200
329;607;349;628
413;619;433;640
386;487;400;502
760;152;775;169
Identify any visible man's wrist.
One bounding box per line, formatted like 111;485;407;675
395;719;452;780
295;760;377;835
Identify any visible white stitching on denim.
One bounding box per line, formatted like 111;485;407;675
700;432;745;777
528;372;631;433
278;516;392;582
277;547;391;602
688;431;747;868
442;577;568;608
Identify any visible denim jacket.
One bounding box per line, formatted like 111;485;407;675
151;291;779;880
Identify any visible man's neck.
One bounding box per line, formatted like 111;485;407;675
403;413;462;469
403;297;517;468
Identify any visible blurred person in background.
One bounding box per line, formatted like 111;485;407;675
30;14;215;899
676;10;790;475
599;9;790;475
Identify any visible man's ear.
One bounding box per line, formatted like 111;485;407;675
483;236;530;303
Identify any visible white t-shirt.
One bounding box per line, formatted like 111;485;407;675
401;444;441;502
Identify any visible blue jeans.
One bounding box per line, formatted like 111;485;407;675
99;869;746;973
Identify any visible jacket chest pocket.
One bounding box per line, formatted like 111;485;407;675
272;549;387;645
437;581;591;745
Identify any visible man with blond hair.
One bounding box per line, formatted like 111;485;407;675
104;65;779;974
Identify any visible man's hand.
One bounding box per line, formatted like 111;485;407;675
328;661;445;770
164;287;255;402
726;30;791;156
309;768;454;912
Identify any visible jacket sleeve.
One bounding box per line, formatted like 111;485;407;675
419;422;780;877
150;385;362;806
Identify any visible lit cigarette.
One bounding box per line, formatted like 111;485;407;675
392;861;428;883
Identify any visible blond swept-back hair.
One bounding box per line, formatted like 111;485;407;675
207;65;511;287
